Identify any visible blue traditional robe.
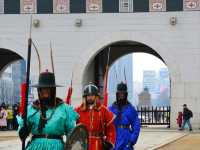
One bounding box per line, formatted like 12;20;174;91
109;103;140;150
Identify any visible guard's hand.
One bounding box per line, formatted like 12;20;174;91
19;126;29;140
103;141;113;150
126;141;133;148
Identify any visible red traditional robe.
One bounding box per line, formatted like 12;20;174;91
76;102;116;150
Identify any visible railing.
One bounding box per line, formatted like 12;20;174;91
137;106;170;127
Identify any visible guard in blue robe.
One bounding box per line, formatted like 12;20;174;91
109;82;140;150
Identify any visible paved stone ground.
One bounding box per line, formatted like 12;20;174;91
135;129;186;150
157;134;200;150
0;129;197;150
0;131;26;150
0;138;21;150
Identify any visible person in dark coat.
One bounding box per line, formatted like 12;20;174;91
109;82;140;150
13;103;20;130
180;104;193;131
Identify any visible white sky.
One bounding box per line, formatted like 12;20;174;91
133;53;167;82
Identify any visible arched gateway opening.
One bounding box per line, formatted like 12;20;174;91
0;48;23;74
0;48;25;105
82;41;171;128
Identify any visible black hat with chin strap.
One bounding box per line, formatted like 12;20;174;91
117;82;127;92
32;71;62;88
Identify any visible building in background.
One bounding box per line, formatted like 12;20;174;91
138;87;151;107
143;70;157;96
12;60;26;104
133;81;143;106
0;60;26;105
0;0;199;128
1;66;12;81
159;68;170;92
155;68;170;106
0;66;13;105
142;68;170;106
108;54;134;105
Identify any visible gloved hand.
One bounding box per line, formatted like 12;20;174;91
19;126;30;140
102;140;113;150
126;141;133;148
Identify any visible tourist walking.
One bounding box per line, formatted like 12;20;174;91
180;104;193;131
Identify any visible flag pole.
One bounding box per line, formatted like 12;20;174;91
123;66;127;84
103;47;111;107
22;15;33;150
66;72;73;105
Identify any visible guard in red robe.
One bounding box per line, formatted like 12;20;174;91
76;83;116;150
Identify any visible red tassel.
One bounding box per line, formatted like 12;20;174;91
20;83;27;117
103;92;108;107
66;87;73;105
103;66;109;107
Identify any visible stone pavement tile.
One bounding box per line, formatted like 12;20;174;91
0;131;29;150
135;129;187;150
157;134;200;150
0;139;21;150
0;129;191;150
0;131;18;137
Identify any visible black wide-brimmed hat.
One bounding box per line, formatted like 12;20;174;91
32;71;62;88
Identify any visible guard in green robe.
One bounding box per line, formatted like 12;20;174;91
17;71;79;150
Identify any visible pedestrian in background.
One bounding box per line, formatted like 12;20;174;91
180;104;193;131
13;103;19;130
176;111;183;129
6;105;13;130
0;105;8;130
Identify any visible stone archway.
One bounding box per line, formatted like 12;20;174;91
0;48;24;75
72;32;181;128
82;41;168;94
81;41;172;128
73;32;178;96
0;48;25;105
